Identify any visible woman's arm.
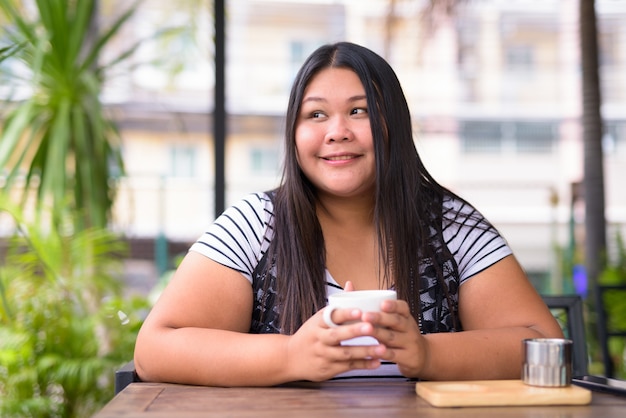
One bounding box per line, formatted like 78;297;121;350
134;252;382;386
134;251;287;386
369;255;564;380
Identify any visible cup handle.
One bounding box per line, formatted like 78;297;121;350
323;306;340;328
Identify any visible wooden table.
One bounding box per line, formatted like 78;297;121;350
94;379;626;417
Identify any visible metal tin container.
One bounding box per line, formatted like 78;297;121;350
522;338;573;387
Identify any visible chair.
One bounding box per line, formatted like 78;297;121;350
541;295;588;377
115;360;140;395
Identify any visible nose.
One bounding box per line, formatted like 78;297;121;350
325;116;353;143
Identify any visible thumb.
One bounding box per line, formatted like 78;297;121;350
344;281;355;292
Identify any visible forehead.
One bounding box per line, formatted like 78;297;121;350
302;67;365;98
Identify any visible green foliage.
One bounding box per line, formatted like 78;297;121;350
598;231;626;378
0;0;144;230
0;42;22;62
0;199;149;418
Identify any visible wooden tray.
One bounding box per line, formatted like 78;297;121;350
416;379;592;407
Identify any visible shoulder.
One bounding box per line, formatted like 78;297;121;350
442;194;484;222
441;194;494;236
189;192;275;283
222;192;274;223
441;194;512;281
212;191;275;246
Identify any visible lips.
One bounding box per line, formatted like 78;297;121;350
321;153;360;161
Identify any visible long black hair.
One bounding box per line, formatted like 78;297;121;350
268;42;460;334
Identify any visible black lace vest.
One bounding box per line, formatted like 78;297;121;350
249;233;461;335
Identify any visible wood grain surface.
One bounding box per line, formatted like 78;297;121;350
94;379;626;418
416;379;592;407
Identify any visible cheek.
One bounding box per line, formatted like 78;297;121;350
295;146;313;175
357;125;374;147
294;127;315;158
294;137;309;171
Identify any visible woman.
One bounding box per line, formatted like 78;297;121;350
134;42;563;386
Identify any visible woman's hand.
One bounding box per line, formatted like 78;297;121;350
361;299;429;378
284;300;385;382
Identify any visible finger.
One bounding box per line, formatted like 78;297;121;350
327;342;385;364
361;310;404;329
339;358;383;371
322;307;361;329
323;321;377;347
344;281;355;292
380;299;411;316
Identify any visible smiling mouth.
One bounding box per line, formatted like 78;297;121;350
322;155;358;161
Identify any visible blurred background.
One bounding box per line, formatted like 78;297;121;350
1;0;626;416
101;0;626;296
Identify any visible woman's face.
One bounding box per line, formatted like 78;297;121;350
295;67;376;200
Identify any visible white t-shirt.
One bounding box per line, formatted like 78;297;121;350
190;191;512;290
189;191;513;378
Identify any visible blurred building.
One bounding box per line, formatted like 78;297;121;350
105;0;626;291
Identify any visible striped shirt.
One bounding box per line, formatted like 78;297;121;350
190;191;511;293
190;191;512;379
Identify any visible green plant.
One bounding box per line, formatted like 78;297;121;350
597;231;626;378
0;42;22;62
0;0;144;230
0;198;149;418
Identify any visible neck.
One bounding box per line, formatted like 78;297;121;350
315;192;375;228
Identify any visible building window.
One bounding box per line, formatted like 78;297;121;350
169;145;196;178
289;41;320;82
250;147;279;175
461;121;555;154
605;121;626;154
461;121;502;154
515;122;555;153
505;44;535;73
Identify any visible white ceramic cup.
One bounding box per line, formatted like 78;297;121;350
325;289;397;346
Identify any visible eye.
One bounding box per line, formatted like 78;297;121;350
311;111;326;119
351;107;368;115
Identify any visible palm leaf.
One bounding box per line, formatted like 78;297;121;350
0;42;23;62
81;0;143;71
42;98;71;205
0;101;37;169
0;0;138;229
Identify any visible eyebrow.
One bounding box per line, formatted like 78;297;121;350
301;94;367;104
